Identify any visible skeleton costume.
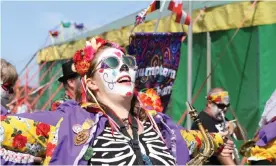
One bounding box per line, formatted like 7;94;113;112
0;38;226;165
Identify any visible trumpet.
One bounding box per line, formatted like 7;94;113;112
186;101;215;165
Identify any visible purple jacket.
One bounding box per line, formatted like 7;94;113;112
1;100;190;165
256;121;276;147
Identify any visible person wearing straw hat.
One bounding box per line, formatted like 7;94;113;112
0;38;235;165
50;60;81;111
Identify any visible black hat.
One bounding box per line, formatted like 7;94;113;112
58;61;79;83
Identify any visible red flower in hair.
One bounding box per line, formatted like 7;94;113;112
73;37;126;76
95;38;107;46
73;47;95;76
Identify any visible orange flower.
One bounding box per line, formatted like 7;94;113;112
138;89;163;112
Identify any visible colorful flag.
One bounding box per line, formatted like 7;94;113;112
168;0;183;13
175;10;191;25
135;8;147;26
49;30;59;37
146;0;160;14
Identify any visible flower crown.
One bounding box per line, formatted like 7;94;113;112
72;37;126;76
207;91;230;105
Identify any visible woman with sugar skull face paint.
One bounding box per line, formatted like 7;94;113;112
0;38;235;165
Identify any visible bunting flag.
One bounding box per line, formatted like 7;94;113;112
146;0;160;14
74;23;84;30
175;10;191;25
168;0;183;13
49;30;59;37
61;21;71;28
135;8;147;26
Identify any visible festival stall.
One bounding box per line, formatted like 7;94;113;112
32;0;276;143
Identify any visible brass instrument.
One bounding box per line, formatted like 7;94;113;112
186;101;215;165
239;139;256;157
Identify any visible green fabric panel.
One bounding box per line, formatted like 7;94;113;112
170;25;264;139
168;33;207;127
258;24;276;117
210;26;259;139
37;60;66;110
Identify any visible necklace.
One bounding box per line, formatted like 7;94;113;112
121;118;130;130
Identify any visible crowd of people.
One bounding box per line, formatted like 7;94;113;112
0;37;275;165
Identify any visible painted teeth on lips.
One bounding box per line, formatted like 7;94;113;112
117;76;131;83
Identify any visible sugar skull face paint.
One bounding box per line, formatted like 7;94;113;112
94;48;137;97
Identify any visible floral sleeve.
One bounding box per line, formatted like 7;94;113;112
248;139;276;162
180;130;224;157
0;115;57;157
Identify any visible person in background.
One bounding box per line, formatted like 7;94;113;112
191;87;237;165
0;59;18;115
50;60;81;111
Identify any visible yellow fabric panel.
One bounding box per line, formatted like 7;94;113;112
0;116;57;157
180;130;224;157
37;1;276;63
37;39;86;63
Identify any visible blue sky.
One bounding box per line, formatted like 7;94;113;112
1;1;150;87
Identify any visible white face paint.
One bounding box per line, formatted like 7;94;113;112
210;103;227;121
95;48;136;97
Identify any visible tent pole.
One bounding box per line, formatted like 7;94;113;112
207;32;211;93
186;0;193;129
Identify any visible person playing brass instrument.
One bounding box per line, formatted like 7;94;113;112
191;88;239;165
240;90;276;165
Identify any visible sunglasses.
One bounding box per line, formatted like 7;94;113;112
93;55;137;73
214;103;230;109
1;83;14;94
